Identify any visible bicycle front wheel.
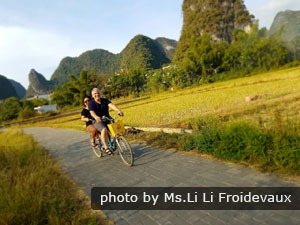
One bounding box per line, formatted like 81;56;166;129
116;135;134;166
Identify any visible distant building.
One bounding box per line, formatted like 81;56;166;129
27;94;52;101
34;94;51;101
34;104;57;113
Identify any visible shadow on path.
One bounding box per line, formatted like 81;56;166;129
133;145;178;166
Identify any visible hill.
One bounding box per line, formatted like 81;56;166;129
173;0;253;62
0;75;18;100
269;10;300;42
119;35;170;70
155;37;177;61
0;75;27;100
50;35;176;87
51;49;120;87
9;79;26;99
25;69;54;98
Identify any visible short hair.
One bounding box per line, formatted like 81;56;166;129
91;88;100;95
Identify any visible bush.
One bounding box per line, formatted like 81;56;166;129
187;128;221;154
272;134;300;171
18;108;37;120
184;120;300;175
0;97;21;121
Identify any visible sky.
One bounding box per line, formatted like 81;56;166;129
1;0;300;89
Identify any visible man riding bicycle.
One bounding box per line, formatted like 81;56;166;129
88;87;124;156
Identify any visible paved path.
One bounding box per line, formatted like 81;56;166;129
23;127;299;225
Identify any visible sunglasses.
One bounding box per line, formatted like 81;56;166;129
84;100;90;103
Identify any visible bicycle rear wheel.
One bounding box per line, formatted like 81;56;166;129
116;135;134;166
92;139;103;158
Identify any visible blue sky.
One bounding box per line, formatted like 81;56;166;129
0;0;299;88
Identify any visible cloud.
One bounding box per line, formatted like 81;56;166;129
0;1;183;89
261;0;298;11
248;0;300;28
0;26;85;88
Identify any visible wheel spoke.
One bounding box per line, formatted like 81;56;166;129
116;136;134;166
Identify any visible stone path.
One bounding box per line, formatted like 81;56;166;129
23;127;300;225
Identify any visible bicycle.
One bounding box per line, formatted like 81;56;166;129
91;114;134;167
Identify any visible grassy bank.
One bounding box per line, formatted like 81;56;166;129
0;130;112;225
129;114;300;177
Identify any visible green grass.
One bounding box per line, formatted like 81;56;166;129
126;115;300;177
0;130;112;225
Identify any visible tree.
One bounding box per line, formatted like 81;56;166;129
51;69;108;107
18;108;37;120
222;25;289;74
289;36;300;61
0;97;21;121
147;70;167;93
104;69;147;98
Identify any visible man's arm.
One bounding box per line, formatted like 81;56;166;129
90;110;101;123
108;103;124;116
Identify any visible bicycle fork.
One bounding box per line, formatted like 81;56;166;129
108;136;117;151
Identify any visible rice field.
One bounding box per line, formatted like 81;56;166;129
25;66;300;132
120;66;300;129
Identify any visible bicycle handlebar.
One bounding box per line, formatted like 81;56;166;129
101;114;122;123
101;116;113;123
90;113;122;124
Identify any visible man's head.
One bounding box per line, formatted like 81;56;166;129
91;88;101;100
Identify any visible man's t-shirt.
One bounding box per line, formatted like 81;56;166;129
88;98;111;118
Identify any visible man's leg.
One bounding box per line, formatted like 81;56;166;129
100;127;109;149
93;122;112;154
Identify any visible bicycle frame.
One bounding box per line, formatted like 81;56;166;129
91;114;134;166
107;133;116;150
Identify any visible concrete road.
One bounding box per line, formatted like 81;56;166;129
23;127;300;225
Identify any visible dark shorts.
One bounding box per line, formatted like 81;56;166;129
93;121;108;133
